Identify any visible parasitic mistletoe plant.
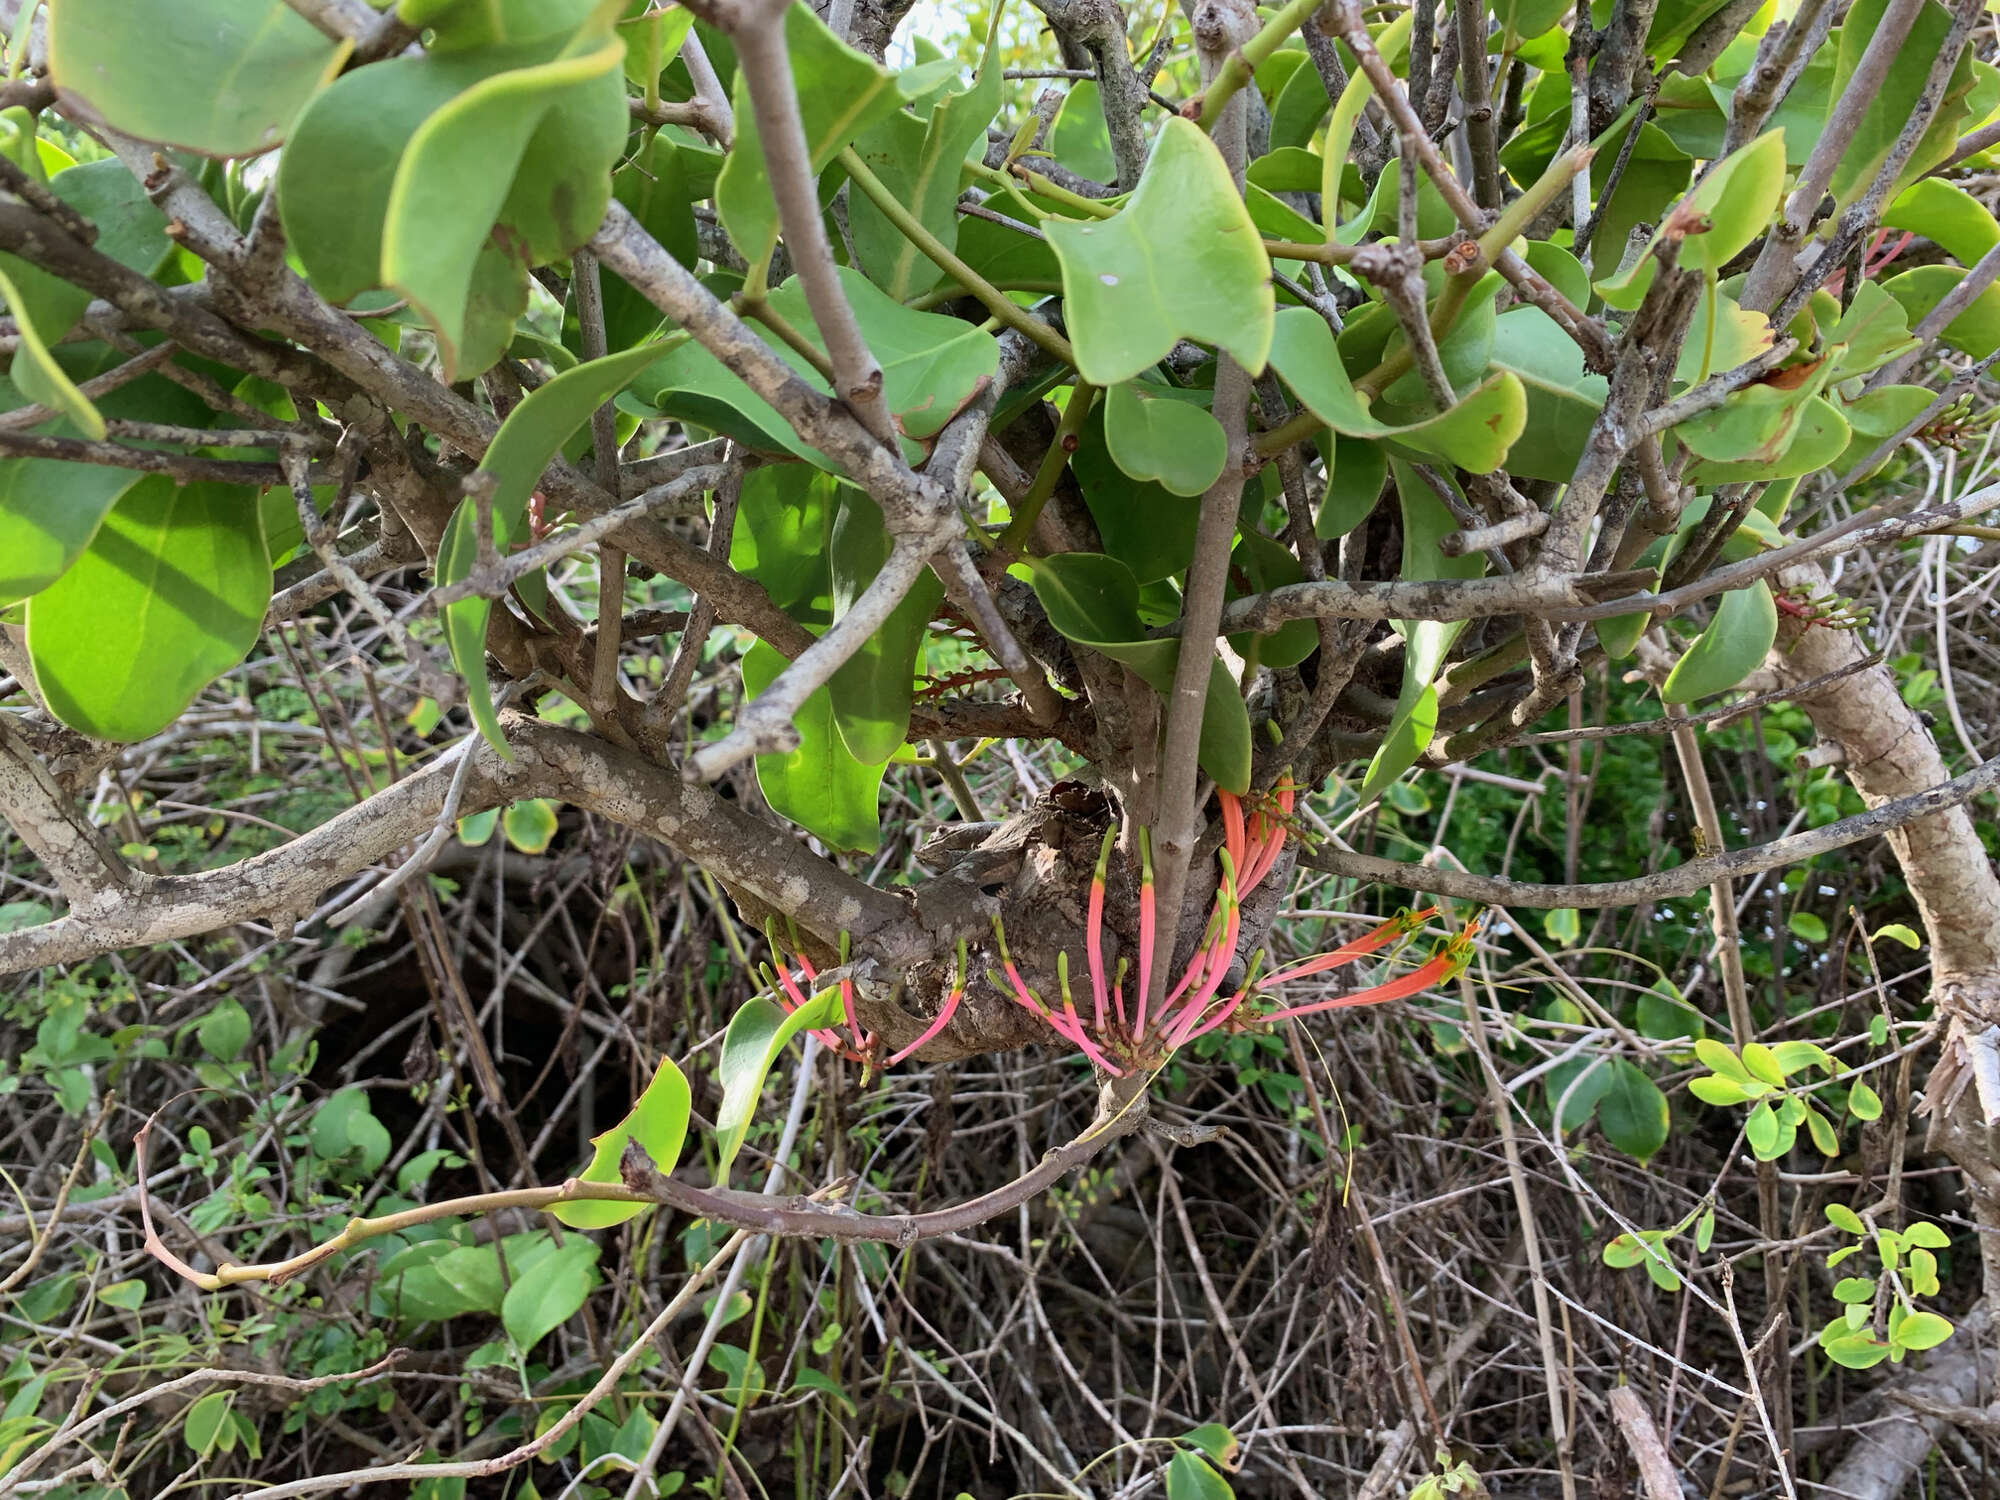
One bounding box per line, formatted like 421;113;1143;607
5;0;2000;1489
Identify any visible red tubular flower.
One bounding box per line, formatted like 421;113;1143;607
1086;828;1115;1032
1257;906;1440;988
1134;829;1157;1040
1261;916;1482;1022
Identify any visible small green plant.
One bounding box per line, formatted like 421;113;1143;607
1602;1199;1717;1293
1815;1205;1955;1370
1685;1038;1882;1159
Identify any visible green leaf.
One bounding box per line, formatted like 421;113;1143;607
1165;1451;1234;1500
848;12;1002;300
49;0;346;158
1602;1232;1650;1268
0;461;143;609
1599;1060;1670;1163
0;257;101;439
1903;1220;1951;1249
1833;1275;1875;1304
98;1278;148;1310
714;988;845;1187
1885;177;2000;267
601;135;698;351
1266;308;1526;471
183;1391;233;1457
1804;1102;1841;1157
1661;581;1777;704
730;466;835;610
1487;308;1607;483
384;29;627;377
1544;908;1581;946
1768;1040;1834;1075
1070;401;1201;584
826;486;944;764
456;808;499;847
741;639;887;850
1547;1057;1613;1132
27;478;269;742
1788;912;1828;943
1226;529;1317;669
1179;1425;1240;1470
310;1089;393;1175
1847;1080;1884;1121
634;335;825;463
789;1367;856;1414
1315;433;1387;538
1827;0;1977;207
1820;1329;1892;1369
1893;1310;1954;1352
1321;11;1414;235
1882;264;2000;359
1695;1206;1715;1253
1103;381;1227;497
1048;118;1273;387
1688;1074;1754;1106
1595;131;1787;306
554;1057;692;1228
1032;552;1252;793
1636;980;1704;1041
716;3;906;267
1740;1042;1786;1087
1871;921;1922;951
439;341;669;755
501;798;560;854
763;268;999;454
1359;459;1485;801
1745;1099;1786;1160
502;1239;599;1351
197;998;252;1063
1827;1202;1866;1235
1048;78;1117;184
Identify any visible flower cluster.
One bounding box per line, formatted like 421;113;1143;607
988;780;1483;1075
760;781;1482;1076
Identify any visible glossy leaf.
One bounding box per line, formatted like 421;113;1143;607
1360;461;1484;800
1596;131;1786;307
848;12;1002;299
826;486;944;764
1048;78;1117;184
741;640;887;851
1599;1060;1670;1162
439;341;669;755
1071;402;1201;584
1267;308;1525;472
1884;177;2000;268
28;479;269;742
1827;0;1977;207
1102;381;1227;497
1882;264;2000;359
1226;529;1317;669
554;1058;692;1229
714;987;846;1187
49;0;346;157
384;31;627;377
0;258;100;440
1488;307;1606;483
715;4;907;266
1032;551;1252;793
0;461;141;608
764;268;999;451
633;335;826;462
1048;118;1273;387
1164;1452;1233;1500
501;1239;599;1350
501;798;560;854
1661;582;1777;704
1315;433;1387;538
601;135;698;351
730;466;835;611
1321;11;1414;237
